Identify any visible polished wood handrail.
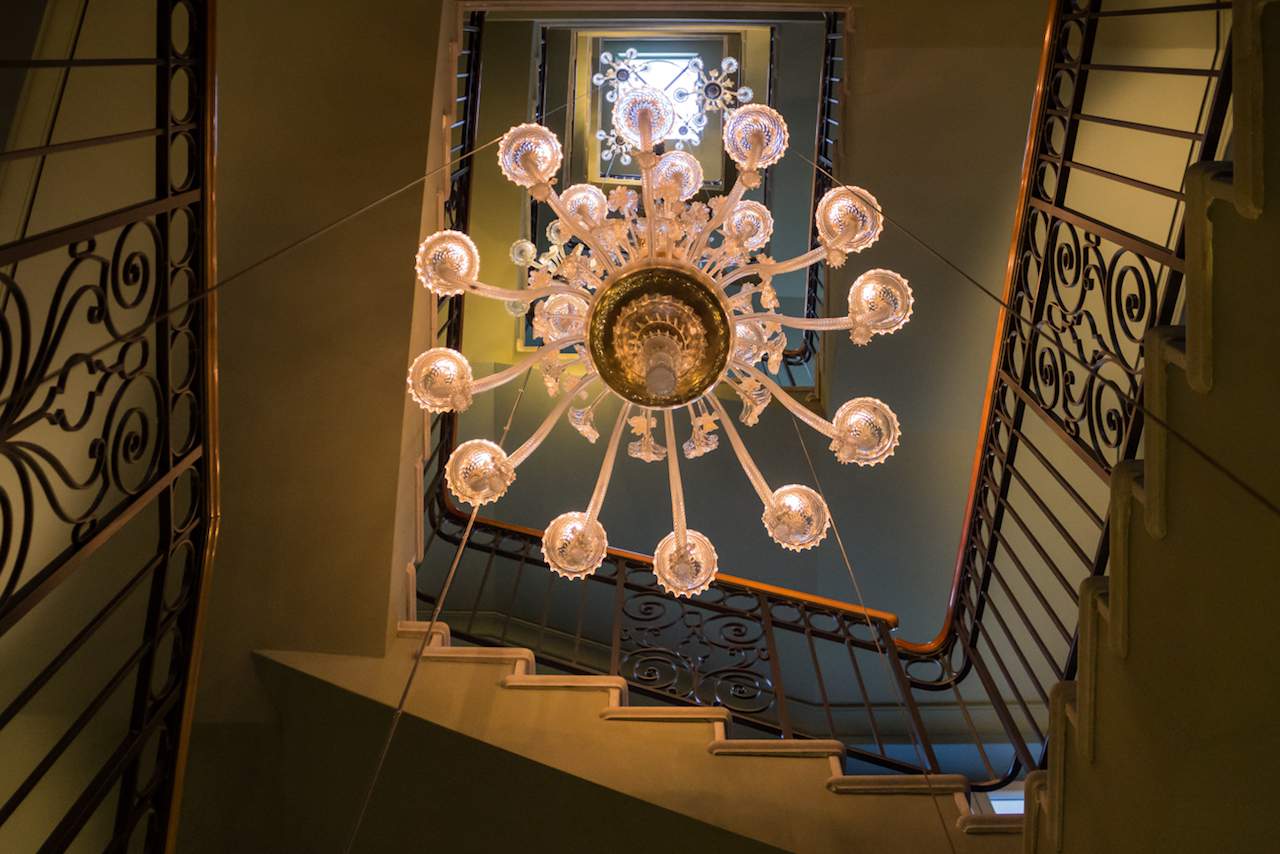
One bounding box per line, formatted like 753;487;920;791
166;1;221;848
895;0;1061;656
437;490;900;627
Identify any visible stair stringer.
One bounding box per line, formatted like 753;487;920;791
257;634;1021;854
1029;3;1280;850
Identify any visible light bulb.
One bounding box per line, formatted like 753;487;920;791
497;123;563;188
612;87;677;148
653;151;703;201
830;397;900;466
560;184;609;225
816;186;883;255
407;347;474;413
415;230;479;295
763;485;830;551
726;201;774;250
532;293;589;342
541;512;608;579
734;320;767;365
653;530;718;598
722;104;789;170
510;239;538;266
847;269;913;345
445;439;515;506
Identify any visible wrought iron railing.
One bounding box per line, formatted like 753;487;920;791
780;11;843;383
418;0;1233;793
913;0;1234;785
0;1;217;849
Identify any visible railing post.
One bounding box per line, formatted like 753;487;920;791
756;593;793;738
609;558;625;677
876;622;941;772
954;617;1037;771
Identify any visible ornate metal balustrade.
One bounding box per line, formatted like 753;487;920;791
780;11;843;384
924;0;1234;786
419;0;1234;793
0;1;216;849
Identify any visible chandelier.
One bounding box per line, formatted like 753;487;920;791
408;86;913;599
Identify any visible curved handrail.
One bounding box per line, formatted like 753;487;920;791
896;0;1062;656
437;488;900;628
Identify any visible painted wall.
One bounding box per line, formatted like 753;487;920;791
175;0;448;847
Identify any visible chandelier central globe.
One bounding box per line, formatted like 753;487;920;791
587;263;733;408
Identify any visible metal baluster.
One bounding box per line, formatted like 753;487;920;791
875;622;940;772
609;558;626;677
757;593;793;739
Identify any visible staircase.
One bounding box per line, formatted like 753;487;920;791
1024;3;1280;853
261;621;1020;853
252;4;1280;852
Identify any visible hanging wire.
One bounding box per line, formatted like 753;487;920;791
0;83;598;413
343;369;533;853
787;415;959;854
792;148;1280;521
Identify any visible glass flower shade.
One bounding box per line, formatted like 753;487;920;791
816;186;884;254
847;269;914;345
722;104;789;170
653;531;719;598
415;230;480;296
445;439;515;506
830;397;900;466
532;293;589;341
561;184;609;226
653;151;704;201
726;201;774;251
541;512;608;579
734;320;768;365
407;347;474;413
763;485;831;551
612;86;677;148
497;123;564;188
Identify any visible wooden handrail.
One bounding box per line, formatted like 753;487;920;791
437;490;900;627
895;0;1061;656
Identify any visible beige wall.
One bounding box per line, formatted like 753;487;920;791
189;0;446;726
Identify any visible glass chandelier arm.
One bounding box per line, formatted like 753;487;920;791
639;113;659;258
543;189;617;273
732;361;838;438
508;372;598;468
690;178;749;259
734;312;852;331
471;337;584;395
717;246;826;289
707;395;771;504
448;276;588;304
586;402;632;523
662;409;688;549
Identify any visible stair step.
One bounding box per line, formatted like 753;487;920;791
956;813;1024;835
826;774;969;795
708;739;845;758
396;620;451;646
420;646;534;675
500;673;628;703
599;705;732;724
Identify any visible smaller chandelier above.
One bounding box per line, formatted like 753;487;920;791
409;86;914;599
593;49;753;162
